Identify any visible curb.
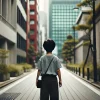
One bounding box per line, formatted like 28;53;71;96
67;69;100;89
0;69;36;89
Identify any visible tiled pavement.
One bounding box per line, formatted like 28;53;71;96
0;67;100;100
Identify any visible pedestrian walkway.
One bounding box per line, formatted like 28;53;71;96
0;66;100;100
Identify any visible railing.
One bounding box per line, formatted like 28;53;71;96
0;14;16;31
67;66;100;82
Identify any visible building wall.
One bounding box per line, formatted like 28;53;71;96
0;0;17;64
75;41;83;63
75;7;93;64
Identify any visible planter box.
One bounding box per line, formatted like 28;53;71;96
6;73;10;80
19;71;24;75
24;69;31;72
10;72;19;77
0;73;10;81
10;71;24;77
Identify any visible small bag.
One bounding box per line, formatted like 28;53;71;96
37;76;42;88
37;57;54;88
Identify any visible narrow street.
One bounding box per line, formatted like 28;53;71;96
0;65;100;100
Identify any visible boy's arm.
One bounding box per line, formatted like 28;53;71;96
57;69;62;87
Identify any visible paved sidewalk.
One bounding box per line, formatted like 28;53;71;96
0;67;100;100
64;64;100;89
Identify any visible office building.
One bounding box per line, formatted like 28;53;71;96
49;0;80;57
0;0;28;64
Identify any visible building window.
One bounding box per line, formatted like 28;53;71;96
30;20;35;25
17;6;26;32
17;55;26;63
17;33;26;51
30;1;35;5
30;40;34;44
30;10;35;15
20;0;26;12
30;29;34;34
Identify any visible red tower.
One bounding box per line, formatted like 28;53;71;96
30;0;38;51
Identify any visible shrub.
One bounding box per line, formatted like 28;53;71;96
8;64;24;74
0;64;9;74
21;63;32;71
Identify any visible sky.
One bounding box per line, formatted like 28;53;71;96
39;0;45;11
39;0;49;12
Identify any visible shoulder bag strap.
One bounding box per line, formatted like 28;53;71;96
44;57;54;75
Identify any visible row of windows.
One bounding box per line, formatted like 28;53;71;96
52;21;75;23
30;29;35;35
17;33;26;51
52;31;73;33
17;6;26;32
52;14;77;19
52;21;76;23
17;55;26;63
52;25;75;27
29;1;35;5
30;39;34;44
52;28;73;30
52;14;78;16
30;20;35;25
52;5;76;8
52;13;78;16
20;0;26;12
30;10;35;15
52;9;79;11
52;27;74;29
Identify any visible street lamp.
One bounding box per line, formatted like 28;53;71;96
92;0;97;82
73;26;76;64
72;7;79;64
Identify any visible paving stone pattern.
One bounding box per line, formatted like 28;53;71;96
0;68;100;100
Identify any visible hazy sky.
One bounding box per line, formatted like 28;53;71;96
39;0;45;11
39;0;49;12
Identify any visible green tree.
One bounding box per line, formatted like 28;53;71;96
27;45;36;67
62;35;78;63
0;49;9;64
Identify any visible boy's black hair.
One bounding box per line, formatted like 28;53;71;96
43;39;55;53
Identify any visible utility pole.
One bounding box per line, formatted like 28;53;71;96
73;26;75;64
93;0;97;82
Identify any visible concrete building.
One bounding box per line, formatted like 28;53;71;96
0;0;28;64
0;0;17;64
49;0;80;57
75;0;100;64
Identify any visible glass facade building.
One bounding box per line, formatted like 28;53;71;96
49;0;80;57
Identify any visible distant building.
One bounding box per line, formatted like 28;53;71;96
49;0;80;57
38;11;47;54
